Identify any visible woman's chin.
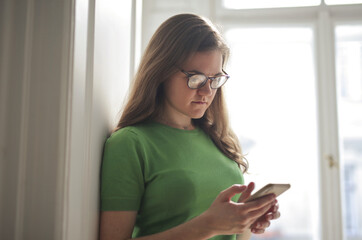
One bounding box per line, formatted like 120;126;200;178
190;111;206;119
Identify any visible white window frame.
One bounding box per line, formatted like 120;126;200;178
214;1;362;240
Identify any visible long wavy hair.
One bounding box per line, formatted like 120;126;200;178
113;13;248;172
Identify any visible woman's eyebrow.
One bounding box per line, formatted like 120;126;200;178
187;69;203;74
187;69;223;76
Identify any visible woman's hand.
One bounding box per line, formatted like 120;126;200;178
237;182;281;234
249;202;280;234
200;184;277;237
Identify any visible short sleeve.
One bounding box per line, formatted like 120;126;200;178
100;128;145;211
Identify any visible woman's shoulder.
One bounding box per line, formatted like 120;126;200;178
107;122;154;142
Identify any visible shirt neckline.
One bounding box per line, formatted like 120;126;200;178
149;120;202;134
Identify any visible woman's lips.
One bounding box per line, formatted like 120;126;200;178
192;101;207;104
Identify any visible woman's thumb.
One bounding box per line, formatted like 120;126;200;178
218;184;247;202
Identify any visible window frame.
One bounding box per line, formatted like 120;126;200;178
214;1;362;239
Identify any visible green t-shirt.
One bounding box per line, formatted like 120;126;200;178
101;121;244;239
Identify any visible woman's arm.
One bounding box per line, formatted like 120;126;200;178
100;184;276;240
100;211;138;240
99;210;214;240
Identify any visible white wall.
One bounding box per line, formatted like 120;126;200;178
0;0;133;239
0;1;74;239
141;0;215;52
64;0;133;239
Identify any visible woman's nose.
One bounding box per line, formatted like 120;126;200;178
197;79;213;96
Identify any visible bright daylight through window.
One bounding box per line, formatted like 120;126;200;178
224;28;319;240
223;0;321;9
335;25;362;240
325;0;362;5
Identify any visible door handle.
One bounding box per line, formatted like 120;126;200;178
326;154;338;169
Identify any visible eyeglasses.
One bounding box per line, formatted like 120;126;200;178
180;69;230;89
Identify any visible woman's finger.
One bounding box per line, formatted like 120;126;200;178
218;184;248;202
251;228;265;234
242;194;276;212
271;211;281;220
251;220;270;229
264;210;281;221
237;182;255;203
263;202;279;216
247;201;276;220
273;203;279;213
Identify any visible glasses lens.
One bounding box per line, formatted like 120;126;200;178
188;74;207;89
211;76;228;89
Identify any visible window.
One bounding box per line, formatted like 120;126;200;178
225;27;319;240
326;0;362;5
335;25;362;240
223;0;362;9
223;0;321;9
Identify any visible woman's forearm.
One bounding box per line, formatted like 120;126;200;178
128;213;215;240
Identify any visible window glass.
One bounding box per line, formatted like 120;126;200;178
223;0;320;9
225;27;320;240
326;0;362;5
335;25;362;240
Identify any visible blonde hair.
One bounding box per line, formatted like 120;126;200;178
114;13;248;172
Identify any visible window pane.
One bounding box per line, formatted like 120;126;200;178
223;0;320;9
335;25;362;240
225;28;320;240
326;0;362;5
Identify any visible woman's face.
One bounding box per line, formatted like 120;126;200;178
163;50;223;123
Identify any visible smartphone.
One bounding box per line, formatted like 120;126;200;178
246;183;291;202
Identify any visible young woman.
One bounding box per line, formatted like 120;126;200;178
99;14;280;240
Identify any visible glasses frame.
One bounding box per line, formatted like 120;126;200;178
180;69;230;89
